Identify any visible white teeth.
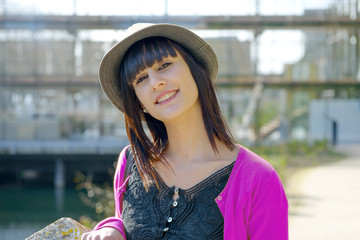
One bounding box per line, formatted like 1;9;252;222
157;91;177;103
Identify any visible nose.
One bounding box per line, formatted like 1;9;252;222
148;72;166;91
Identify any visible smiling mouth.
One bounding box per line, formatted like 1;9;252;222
156;90;179;104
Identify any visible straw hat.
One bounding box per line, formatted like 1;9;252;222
99;23;218;112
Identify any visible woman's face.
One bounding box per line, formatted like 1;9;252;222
131;51;200;123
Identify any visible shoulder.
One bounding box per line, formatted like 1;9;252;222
113;145;132;188
236;145;276;176
229;145;282;192
116;145;131;169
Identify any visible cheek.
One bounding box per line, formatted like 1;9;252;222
134;88;149;108
188;78;199;98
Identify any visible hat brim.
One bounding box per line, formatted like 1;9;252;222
99;23;218;113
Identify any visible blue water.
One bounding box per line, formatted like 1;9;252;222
0;186;96;240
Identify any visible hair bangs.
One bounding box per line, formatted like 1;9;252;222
122;37;178;85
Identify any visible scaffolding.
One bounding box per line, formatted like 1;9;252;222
0;0;359;145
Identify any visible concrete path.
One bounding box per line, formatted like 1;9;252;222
287;144;360;240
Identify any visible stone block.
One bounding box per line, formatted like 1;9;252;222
26;217;90;240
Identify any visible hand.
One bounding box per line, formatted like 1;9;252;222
81;227;124;240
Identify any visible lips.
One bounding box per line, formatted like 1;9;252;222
155;90;179;104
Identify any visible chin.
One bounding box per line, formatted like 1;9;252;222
152;110;184;123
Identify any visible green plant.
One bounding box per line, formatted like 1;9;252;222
249;139;342;181
74;171;115;228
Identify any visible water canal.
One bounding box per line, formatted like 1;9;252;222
0;186;96;240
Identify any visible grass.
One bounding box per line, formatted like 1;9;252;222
248;139;344;184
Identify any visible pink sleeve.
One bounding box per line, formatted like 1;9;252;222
248;170;288;240
93;145;131;238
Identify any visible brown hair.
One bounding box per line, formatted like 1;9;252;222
119;37;235;190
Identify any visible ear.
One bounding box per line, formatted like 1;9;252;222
140;104;148;113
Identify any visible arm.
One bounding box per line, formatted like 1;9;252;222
248;170;288;240
82;146;131;240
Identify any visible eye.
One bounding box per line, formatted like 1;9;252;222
135;75;148;84
159;62;172;71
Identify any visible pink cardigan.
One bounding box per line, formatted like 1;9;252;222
95;145;288;240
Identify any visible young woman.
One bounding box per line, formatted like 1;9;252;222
82;23;288;240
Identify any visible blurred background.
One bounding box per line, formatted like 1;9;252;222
0;0;359;239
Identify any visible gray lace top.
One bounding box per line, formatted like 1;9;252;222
122;159;234;240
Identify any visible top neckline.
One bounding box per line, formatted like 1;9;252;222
152;145;243;192
154;160;235;196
